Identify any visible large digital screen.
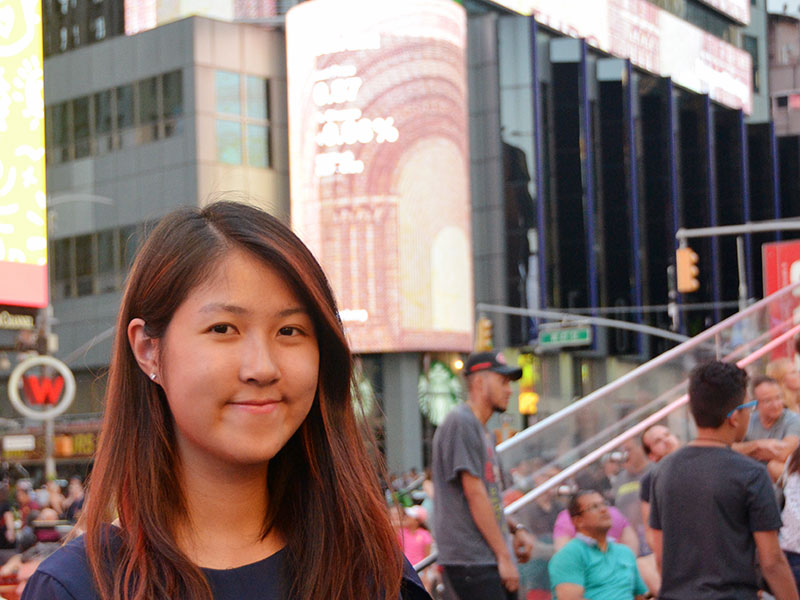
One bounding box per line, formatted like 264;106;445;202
286;0;473;354
487;0;752;113
0;0;48;308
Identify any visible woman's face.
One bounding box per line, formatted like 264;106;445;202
155;248;320;469
784;368;800;392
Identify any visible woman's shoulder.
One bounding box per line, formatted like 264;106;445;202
23;535;101;599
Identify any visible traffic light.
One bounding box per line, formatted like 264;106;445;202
475;317;493;351
676;246;700;293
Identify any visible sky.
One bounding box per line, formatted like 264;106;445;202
768;0;800;17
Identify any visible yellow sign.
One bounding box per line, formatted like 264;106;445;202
0;0;47;307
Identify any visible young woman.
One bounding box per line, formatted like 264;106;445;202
22;201;429;600
767;358;800;412
779;444;800;594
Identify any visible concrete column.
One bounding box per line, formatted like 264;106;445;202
382;352;424;474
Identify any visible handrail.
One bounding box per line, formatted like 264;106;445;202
496;282;800;456
503;320;800;516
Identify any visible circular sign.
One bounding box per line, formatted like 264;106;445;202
8;355;76;420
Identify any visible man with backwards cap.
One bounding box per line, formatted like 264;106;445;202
432;351;535;600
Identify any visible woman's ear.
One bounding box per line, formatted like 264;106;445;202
128;318;159;380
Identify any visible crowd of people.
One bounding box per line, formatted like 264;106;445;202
385;351;800;600
0;476;84;598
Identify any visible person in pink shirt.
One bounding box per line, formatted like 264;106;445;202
397;506;433;566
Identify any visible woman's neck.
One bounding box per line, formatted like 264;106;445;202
177;456;284;569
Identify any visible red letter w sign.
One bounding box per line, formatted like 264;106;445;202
22;375;65;406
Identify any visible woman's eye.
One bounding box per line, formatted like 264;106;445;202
279;326;299;336
210;324;233;334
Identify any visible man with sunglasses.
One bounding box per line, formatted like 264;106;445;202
734;375;800;481
649;361;798;600
548;489;647;600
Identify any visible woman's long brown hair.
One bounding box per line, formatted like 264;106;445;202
82;201;403;599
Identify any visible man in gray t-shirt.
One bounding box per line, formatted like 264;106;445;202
432;351;534;600
734;375;800;481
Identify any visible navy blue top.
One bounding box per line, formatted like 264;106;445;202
22;532;430;599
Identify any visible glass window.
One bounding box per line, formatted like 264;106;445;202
74;234;94;296
119;226;138;270
216;71;241;116
94;90;112;134
116;85;134;129
778;96;789;108
52;102;70;147
73;96;91;158
246;76;268;120
138;77;159;124
162;71;183;119
53;238;72;281
246;124;269;168
96;230;115;273
96;229;117;293
216;120;242;164
94;16;105;40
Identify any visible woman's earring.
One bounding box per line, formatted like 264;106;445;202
150;373;157;381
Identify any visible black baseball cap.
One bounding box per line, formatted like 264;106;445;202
464;351;522;381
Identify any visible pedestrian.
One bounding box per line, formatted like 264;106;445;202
547;490;647;600
650;360;798;599
22;201;429;600
432;351;535;600
767;358;800;413
734;375;800;481
778;443;800;594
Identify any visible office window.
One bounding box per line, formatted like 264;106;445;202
744;35;760;94
162;70;183;137
216;71;241;116
45;69;185;164
246;76;269;120
94;89;113;152
137;77;159;143
246;124;269;168
214;73;271;168
216;120;243;164
73;96;91;158
94;16;105;40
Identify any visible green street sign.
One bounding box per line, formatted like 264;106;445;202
538;326;592;348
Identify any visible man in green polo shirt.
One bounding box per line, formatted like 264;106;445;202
548;489;647;600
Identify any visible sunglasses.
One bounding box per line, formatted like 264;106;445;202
726;399;757;419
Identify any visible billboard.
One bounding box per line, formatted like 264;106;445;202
0;0;48;308
487;0;752;113
762;240;800;359
286;0;473;354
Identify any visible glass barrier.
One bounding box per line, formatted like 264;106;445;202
494;283;800;598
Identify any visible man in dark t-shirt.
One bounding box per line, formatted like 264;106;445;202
649;361;797;600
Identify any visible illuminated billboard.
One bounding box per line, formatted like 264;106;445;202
0;0;48;308
286;0;473;354
487;0;752;113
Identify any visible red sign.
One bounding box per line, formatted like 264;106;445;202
763;240;800;358
22;375;64;406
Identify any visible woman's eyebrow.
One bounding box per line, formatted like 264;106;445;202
198;302;249;315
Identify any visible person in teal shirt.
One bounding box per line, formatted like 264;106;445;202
548;490;647;600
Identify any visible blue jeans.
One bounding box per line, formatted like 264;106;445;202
785;550;800;596
442;565;517;600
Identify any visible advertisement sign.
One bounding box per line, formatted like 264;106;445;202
286;0;473;353
8;355;76;420
763;240;800;358
486;0;752;114
0;0;48;307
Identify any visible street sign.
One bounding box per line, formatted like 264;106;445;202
538;326;592;348
7;355;76;420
